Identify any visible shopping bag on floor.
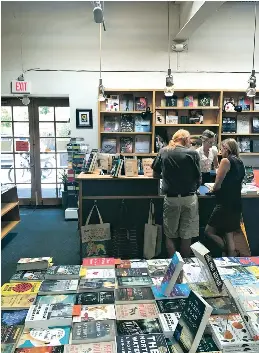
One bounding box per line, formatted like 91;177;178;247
143;200;162;259
81;204;111;257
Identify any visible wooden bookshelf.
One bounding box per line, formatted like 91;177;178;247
1;186;20;239
98;89;259;157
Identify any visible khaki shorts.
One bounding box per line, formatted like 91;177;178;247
163;194;199;240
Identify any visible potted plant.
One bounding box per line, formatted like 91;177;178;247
59;169;68;192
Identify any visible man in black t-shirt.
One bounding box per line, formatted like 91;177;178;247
152;129;201;257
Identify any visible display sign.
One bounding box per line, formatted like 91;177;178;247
16;140;29;152
11;80;31;94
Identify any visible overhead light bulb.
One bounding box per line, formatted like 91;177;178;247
98;78;106;102
246;69;256;98
164;68;174;97
21;95;30;105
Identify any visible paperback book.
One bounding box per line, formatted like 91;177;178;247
82;257;117;268
173;290;213;353
156;299;188;314
76;292;115;305
71;320;116;344
247;266;259;279
120;115;134;132
15;347;64;353
169;335;221;353
17;258;52;271
243;299;259;311
1;295;36;310
1;310;28;327
116;334;169;353
189;282;228;299
64;342;116;353
116;319;162;335
103;116;120;132
115;303;159;320
117;259;148;269
25;304;73;328
1;326;23;348
38;280;78;295
234;282;259;300
159;313;181;338
217;266;256;286
73;304;116;322
1;282;42;296
45;266;81;280
101;138;117;154
152;283;191;300
214;257;240;267
105;95;120;112
35;295;77;305
205;297;239;315
152;277;163;286
78;279;116;292
160;252;185;296
10;271;46;283
120;137;133;153
183;264;207;283
117;276;153;288
147;259;170;267
83;269;115;279
17;327;71;348
115;268;149;277
115;287;155;304
235;256;259;266
121;94;134;111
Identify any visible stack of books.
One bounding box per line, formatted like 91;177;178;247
1;254;259;353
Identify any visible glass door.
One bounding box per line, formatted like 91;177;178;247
1;98;70;206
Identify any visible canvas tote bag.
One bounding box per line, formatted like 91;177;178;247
81;204;111;244
143;200;162;259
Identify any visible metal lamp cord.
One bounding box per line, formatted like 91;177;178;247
167;2;171;70
252;3;257;71
99;23;102;79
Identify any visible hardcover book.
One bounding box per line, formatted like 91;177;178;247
116;319;162;335
38;280;78;295
135;115;151;132
1;310;28;327
17;258;52;271
116;334;169;353
115;287;155;304
71;320;116;344
156;299;187;314
73;304;116;322
76;292;115;305
184;96;194;107
117;276;153;288
252;117;259;133
103;116;120;132
25;304;73;328
78;279;116;292
238;96;251;111
160;252;185;296
159;313;181;338
116;268;149;277
173;290;213;353
16;327;71;348
10;271;46;283
142;158;154;178
1;282;42;296
45;266;81;280
82;257;119;269
35;295;77;305
1;295;36;310
83;269;115;279
115;303;159;320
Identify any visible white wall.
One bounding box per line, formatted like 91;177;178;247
1;1;259;165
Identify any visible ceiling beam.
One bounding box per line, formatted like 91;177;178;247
173;1;225;42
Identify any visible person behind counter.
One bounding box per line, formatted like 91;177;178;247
205;138;245;256
196;130;219;184
152;129;201;258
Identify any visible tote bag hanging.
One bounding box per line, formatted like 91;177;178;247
143;200;162;259
81;204;111;243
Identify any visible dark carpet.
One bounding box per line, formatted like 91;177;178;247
1;208;80;285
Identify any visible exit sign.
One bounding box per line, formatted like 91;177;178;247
11;80;31;94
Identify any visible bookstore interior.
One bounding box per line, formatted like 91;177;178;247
1;1;259;353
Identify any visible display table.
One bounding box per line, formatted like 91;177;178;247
77;173;259;256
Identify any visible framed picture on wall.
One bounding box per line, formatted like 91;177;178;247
76;109;93;128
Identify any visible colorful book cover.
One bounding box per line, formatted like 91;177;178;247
17;258;52;265
1;326;23;344
115;268;149;277
160;252;184;296
243;299;259;312
117;276;153;287
234;282;259;299
156;299;187;314
218;266;257;286
1;295;36;310
115;287;154;303
103;116;120;132
214;257;240;267
189;282;228;299
63;342;116;353
78;279;116;292
10;271;46;282
246;266;259;279
83;269;115;279
1;310;28;327
45;266;81;278
116;319;162;335
105;95;120;112
73;305;116;322
82;241;110;258
71;321;116;343
101;138;117;154
115;303;158;321
76;292;115;305
1;282;42;296
205;297;239;315
173;291;213;353
152;284;190;300
148;264;169;278
183;264;207;283
147;259;170;267
183;96;194;107
1;344;16;353
15;346;64;353
35;295;77;305
117;260;147;269
159;313;181;338
116;334;169;353
17;327;70;348
120;115;134;132
152;277;163;286
39;280;78;294
235;257;259;266
25;304;73;326
82;258;116;268
120;137;133;153
135;97;148;111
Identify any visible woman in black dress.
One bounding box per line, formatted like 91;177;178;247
205;138;245;256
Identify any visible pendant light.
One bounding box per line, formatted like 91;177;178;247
246;3;257;98
164;2;174;97
98;23;106;101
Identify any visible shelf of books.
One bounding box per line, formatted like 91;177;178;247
1;248;259;353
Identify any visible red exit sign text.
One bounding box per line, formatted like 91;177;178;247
11;80;31;94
